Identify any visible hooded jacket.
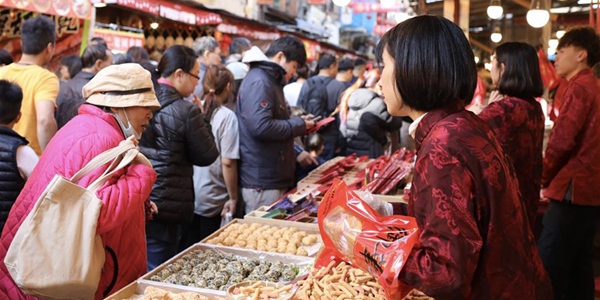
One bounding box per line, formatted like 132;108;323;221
341;89;402;158
0;104;157;299
236;47;307;190
139;84;219;228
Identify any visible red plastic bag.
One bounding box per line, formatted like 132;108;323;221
316;180;420;299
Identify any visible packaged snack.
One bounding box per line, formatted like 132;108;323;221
316;180;420;299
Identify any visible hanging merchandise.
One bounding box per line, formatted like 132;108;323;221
316;180;420;300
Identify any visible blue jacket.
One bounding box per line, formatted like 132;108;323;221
236;56;307;190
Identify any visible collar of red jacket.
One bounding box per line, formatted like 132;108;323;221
414;102;464;150
569;68;593;82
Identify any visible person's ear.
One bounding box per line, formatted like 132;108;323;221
203;50;211;59
14;112;21;124
94;59;103;71
577;49;588;64
46;43;54;55
274;51;286;64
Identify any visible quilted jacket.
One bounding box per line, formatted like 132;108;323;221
401;104;553;299
139;83;218;226
0;104;157;299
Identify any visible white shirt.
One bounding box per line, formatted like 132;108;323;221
408;113;428;138
16;145;38;179
283;81;304;107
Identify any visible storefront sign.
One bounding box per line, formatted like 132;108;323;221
93;28;144;52
351;3;399;13
0;8;80;38
159;3;196;25
114;0;160;15
1;0;93;19
217;23;281;41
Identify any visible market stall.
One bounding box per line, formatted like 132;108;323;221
105;150;421;300
0;0;94;70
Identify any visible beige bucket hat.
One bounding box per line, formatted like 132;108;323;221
83;63;161;109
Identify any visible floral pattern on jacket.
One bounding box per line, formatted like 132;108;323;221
0;105;157;300
542;69;600;206
479;97;544;230
400;104;553;300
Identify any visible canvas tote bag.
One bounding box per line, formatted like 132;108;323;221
4;139;141;300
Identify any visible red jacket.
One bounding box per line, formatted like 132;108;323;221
542;69;600;206
0;105;157;299
400;105;552;300
479;97;544;230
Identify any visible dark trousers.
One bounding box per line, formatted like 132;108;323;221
146;223;182;271
178;213;222;251
537;200;599;300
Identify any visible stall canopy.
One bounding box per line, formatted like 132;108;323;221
0;0;94;19
91;0;222;25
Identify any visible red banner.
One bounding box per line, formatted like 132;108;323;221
93;28;144;52
1;0;94;19
307;0;327;4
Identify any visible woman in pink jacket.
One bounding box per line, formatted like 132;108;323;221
0;63;160;299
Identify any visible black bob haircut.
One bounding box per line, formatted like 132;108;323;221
60;55;82;79
375;15;477;111
157;45;198;78
494;42;543;100
265;36;307;67
0;80;24;124
557;26;600;68
21;16;56;55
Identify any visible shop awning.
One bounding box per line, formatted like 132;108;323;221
92;0;222;25
1;0;95;19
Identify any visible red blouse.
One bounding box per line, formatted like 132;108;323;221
400;105;553;300
542;69;600;206
479;97;544;230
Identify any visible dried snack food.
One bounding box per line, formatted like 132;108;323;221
149;249;302;291
317;180;420;299
123;286;209;300
293;262;386;300
205;223;319;257
228;281;294;300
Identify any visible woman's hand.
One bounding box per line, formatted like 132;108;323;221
221;199;237;218
488;90;505;104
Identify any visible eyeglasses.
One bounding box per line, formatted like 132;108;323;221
185;71;200;80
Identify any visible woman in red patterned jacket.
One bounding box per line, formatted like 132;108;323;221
478;42;545;233
376;16;553;299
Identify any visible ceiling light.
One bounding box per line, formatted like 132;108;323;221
93;2;107;7
556;29;565;38
527;0;550;28
487;0;503;19
150;22;159;30
548;38;559;48
490;25;502;43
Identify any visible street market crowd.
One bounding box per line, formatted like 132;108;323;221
0;14;599;300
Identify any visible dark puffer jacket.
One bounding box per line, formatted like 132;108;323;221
139;84;218;225
236;61;307;190
341;89;402;158
0;126;27;232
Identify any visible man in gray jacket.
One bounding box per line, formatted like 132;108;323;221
236;37;314;213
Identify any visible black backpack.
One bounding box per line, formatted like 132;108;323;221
299;77;333;118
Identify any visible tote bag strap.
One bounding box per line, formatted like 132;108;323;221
70;139;136;184
87;149;139;192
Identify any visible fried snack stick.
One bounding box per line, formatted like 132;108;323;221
231;281;293;300
292;264;386;300
401;289;435;300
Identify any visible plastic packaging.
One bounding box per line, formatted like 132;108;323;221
316;180;420;300
220;212;233;228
